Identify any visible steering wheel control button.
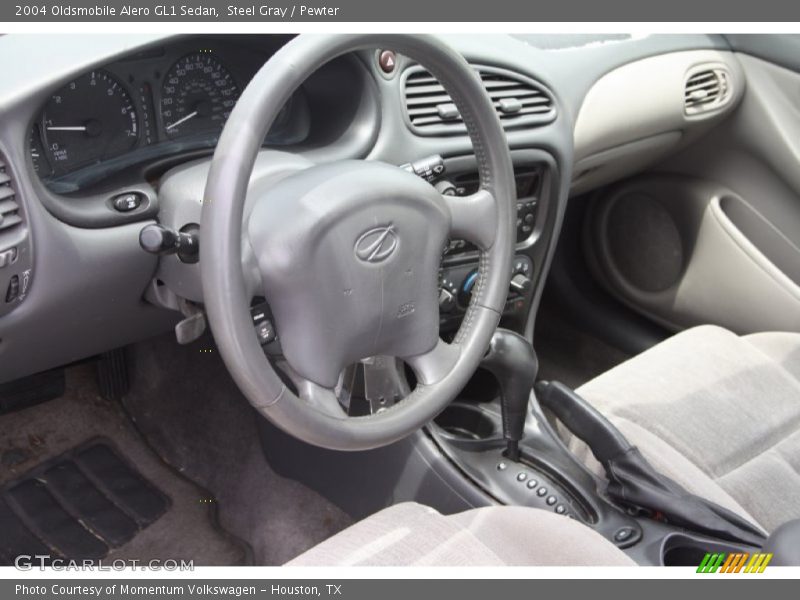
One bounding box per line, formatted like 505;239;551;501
526;479;538;490
516;472;527;482
546;495;557;506
0;247;16;268
536;487;548;497
5;275;19;303
496;461;508;471
255;320;277;345
378;50;397;74
250;303;278;346
112;192;143;212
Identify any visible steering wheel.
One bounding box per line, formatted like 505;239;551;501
201;34;516;451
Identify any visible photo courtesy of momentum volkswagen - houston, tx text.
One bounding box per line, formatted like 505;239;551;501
1;3;800;595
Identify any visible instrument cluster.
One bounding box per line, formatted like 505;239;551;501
30;37;310;193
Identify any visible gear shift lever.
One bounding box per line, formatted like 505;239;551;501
480;329;538;462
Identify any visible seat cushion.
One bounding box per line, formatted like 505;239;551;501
575;325;800;533
286;502;634;566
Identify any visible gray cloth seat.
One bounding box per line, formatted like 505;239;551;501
573;325;800;534
289;325;800;566
287;502;634;566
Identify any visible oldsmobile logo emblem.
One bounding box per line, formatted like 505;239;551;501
355;225;398;263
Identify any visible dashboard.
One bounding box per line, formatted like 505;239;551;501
0;32;742;385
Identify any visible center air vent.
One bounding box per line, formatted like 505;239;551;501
0;157;23;234
403;65;555;134
684;67;732;115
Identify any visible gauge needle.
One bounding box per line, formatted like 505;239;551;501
166;111;198;131
46;125;88;131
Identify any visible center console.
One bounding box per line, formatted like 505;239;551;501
437;150;558;336
427;332;774;565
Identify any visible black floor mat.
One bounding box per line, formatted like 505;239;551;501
124;333;353;565
0;364;247;566
535;310;632;388
0;439;170;564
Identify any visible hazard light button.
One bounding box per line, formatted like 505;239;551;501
379;50;397;74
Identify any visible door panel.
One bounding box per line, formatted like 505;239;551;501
586;38;800;334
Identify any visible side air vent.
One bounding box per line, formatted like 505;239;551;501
684;66;732;115
402;65;556;134
0;157;23;234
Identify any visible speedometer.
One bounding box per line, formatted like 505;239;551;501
41;70;139;176
160;53;240;139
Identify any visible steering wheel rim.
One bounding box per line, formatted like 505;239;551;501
201;34;516;451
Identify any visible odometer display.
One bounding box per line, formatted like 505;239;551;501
160;53;240;139
41;70;139;176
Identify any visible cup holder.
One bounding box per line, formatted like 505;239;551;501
434;403;497;441
660;532;752;566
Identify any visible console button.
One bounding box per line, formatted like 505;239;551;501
536;487;547;497
555;504;566;514
526;479;537;489
516;472;527;482
496;462;507;471
510;273;532;293
546;495;557;506
438;288;456;313
614;527;635;543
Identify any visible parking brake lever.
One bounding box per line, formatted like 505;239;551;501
480;329;538;462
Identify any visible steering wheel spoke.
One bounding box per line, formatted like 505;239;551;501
296;378;349;420
443;189;498;250
405;339;461;386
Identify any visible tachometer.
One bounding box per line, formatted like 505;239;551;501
160;53;240;139
41;70;139;176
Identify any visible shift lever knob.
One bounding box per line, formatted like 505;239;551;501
480;329;538;461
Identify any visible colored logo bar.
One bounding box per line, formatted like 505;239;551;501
697;552;773;573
